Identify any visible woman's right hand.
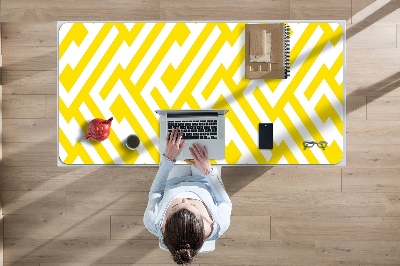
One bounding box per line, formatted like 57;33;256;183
184;144;212;175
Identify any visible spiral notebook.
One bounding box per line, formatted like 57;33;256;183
245;23;290;79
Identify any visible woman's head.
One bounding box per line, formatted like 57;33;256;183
163;208;206;264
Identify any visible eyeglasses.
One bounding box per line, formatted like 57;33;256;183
303;141;328;150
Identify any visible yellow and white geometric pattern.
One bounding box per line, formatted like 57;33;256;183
58;22;344;165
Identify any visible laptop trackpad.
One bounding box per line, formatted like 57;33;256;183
181;140;220;159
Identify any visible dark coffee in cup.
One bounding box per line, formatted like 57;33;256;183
126;134;140;150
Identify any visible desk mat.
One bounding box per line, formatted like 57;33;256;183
58;22;344;165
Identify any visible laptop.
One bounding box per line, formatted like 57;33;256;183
155;110;228;160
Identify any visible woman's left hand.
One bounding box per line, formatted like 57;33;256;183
164;127;186;161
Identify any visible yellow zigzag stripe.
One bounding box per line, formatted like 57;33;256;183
59;22;88;60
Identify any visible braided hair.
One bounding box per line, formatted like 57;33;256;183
163;208;206;264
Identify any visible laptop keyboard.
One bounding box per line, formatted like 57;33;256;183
168;120;218;139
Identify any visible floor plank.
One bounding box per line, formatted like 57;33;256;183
351;0;400;25
272;216;400;241
2;166;157;192
2;47;56;71
221;216;270;241
367;96;400;120
3;95;46;119
4;238;316;265
346;120;400;144
346;96;366;120
351;0;376;24
2;119;56;143
66;191;148;216
231;192;386;217
1;23;56;47
0;0;160;21
3;191;65;215
343;168;400;193
160;0;290;20
386;194;400;216
4;214;110;240
290;0;351;20
41;259;196;266
223;166;341;194
45;95;57;118
110;216;153;240
346;48;400;97
4;263;39;266
346;143;400;168
347;23;397;49
1;70;56;95
2;142;57;167
316;240;400;264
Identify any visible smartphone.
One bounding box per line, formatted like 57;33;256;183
259;123;273;149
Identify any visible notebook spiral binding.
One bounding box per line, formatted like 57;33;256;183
284;24;291;79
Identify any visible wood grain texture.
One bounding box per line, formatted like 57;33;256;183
223;166;341;193
2;70;56;95
4;214;110;240
351;0;376;24
367;96;400;120
4;238;316;264
290;0;351;20
0;216;3;266
160;0;290;20
346;143;400;168
2;47;56;71
346;48;400;97
272;216;400;241
347;23;397;49
2;166;157;192
3;238;163;264
2;119;56;143
0;23;3;266
346;120;400;144
4;263;39;266
343;168;400;193
346;96;366;120
221;216;270;240
316;240;400;264
0;0;160;21
1;23;56;47
111;216;153;240
2;191;65;215
41;264;198;266
386;194;400;216
231;192;386;217
2;142;57;167
351;0;400;25
45;95;56;118
66;192;148;216
3;95;46;118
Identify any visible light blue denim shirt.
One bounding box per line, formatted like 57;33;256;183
144;155;232;241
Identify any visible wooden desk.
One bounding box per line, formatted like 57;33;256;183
58;21;345;165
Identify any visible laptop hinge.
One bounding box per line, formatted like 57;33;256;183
167;112;219;118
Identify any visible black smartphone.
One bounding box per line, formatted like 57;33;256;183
259;123;273;149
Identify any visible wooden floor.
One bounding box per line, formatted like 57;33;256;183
1;0;400;265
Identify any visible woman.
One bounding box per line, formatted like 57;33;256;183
144;127;232;264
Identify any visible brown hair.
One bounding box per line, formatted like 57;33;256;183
163;208;206;264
